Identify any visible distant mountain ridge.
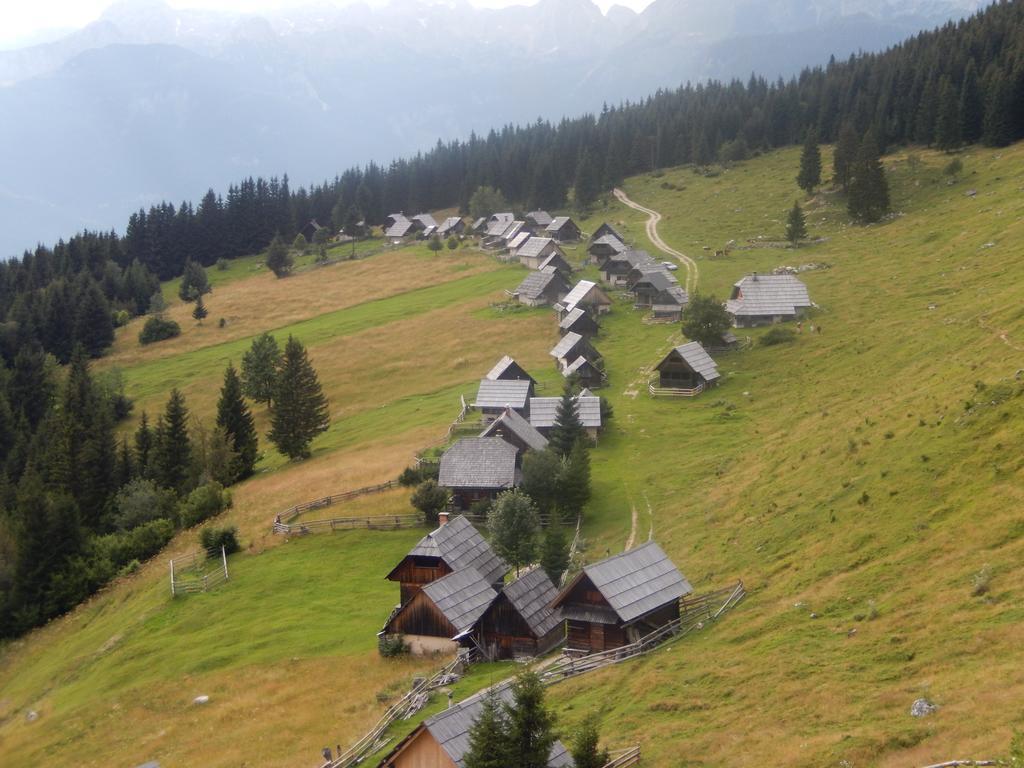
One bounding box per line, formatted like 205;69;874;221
0;0;986;256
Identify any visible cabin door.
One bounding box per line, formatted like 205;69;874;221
589;623;604;652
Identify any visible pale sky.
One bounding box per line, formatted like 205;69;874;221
0;0;653;47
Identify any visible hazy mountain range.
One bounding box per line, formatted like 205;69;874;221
0;0;985;256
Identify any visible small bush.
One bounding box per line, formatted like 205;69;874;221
112;309;131;327
760;326;797;346
411;479;450;525
216;258;230;271
139;316;182;345
398;466;424;487
119;559;141;577
446;237;458;250
972;564;992;596
200;525;240;555
92;519;175;570
378;634;409;657
468;498;492;519
178;482;231;528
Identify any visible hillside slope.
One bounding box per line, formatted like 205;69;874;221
1;143;1023;767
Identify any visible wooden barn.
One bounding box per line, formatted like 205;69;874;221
385;218;415;241
517;237;565;269
411;213;438;232
382;567;497;655
526;210;554;228
437;216;465;237
558;280;612;317
472;377;535;418
559;307;599;338
545;216;582;242
601;249;655;286
549;331;600;371
438;437;520;510
479;406;548;454
551;541;692;653
563;356;604;388
301;219;326;242
512;268;570;307
591;222;624;242
378;683;573;768
538;251;573;276
474;568;564;660
725;273;812;327
653;342;720;394
529;393;602;440
485;356;536;384
385;515;507;605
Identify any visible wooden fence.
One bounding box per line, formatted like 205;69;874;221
170;546;229;596
603;746;642;768
271;481;411;534
648;381;705;398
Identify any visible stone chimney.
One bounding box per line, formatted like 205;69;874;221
438;511;449;526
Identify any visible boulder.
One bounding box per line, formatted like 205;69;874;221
193;695;210;705
910;698;937;717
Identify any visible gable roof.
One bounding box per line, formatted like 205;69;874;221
508;231;532;250
485;216;515;237
473;378;533;409
501;221;527;241
517;237;559;260
546;216;577;234
438;438;519;490
438;216;463;235
400;684;572;768
592;222;623;241
515;269;566;302
561;280;609;313
526;210;553;227
549;331;585;361
657;341;720;382
558;307;596;331
398;514;506;584
590;234;627;253
564;356;600;377
556;541;692;625
485;356;535;383
528;395;602;429
479;407;549;452
538;252;571;272
500;568;563;637
726;274;812;317
385;219;415;238
412;213;438;229
421;567;498;634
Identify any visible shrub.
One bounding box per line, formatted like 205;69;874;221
112;309;131;327
178;482;231;528
411;479;450;525
760;326;797;346
469;498;492;519
446;236;458;250
139;316;181;345
427;235;443;252
216;258;230;271
200;525;240;555
112;479;178;531
398;466;424;487
972;564;992;596
92;519;175;570
378;634;409;657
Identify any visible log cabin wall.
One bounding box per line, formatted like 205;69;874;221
389;557;452;604
389;592;457;639
382;728;455;768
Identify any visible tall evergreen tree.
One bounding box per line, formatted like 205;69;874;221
786;200;807;243
72;279;115;358
134;411;153;479
796;130;822;194
241;332;282;404
548;384;583;458
832;123;860;191
959;59;985;143
573;149;601;209
520;449;562;516
934;75;962;152
268;336;329;460
539;516;570;585
847;130;890;224
557;439;591;519
571;715;610;768
983;70;1013;147
192;295;208;324
463;690;512;768
505;672;557;768
915;75;939;145
152;389;192;495
216;363;258;480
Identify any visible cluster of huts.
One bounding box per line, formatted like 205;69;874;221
436;357;602;511
381;511;692;662
382;212;469;244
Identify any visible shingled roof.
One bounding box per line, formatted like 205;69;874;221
485;356;535;383
560;280;610;313
590;234;627;252
517;237;559;260
438;216;463;236
473;378;533;410
546;216;577;235
657;341;720;382
501;568;563;637
421;567;498;634
479;407;548;452
394;683;572;768
399;514;507;584
412;213;438;229
592;222;624;241
558;307;595;332
538;252;572;273
508;231;532;250
526;210;554;227
726;273;812;317
557;541;692;625
549;331;585;361
385;219;415;238
438;438;519;490
528;395;602;429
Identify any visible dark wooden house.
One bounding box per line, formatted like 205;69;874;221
588;234;627;265
512;267;570;307
563;355;604;388
475;568;564;660
517;237;564;269
378;683;573;768
385;514;507;605
545;216;582;242
549;331;600;371
526;210;554;228
437;216;465;237
558;307;599;338
654;341;720;393
591;222;624;242
551;541;692;653
725;273;812;327
601;249;655;286
479;406;548;454
538;251;573;276
558;279;612;317
438;437;520;510
485;356;536;384
382;567;497;655
301;219;325;242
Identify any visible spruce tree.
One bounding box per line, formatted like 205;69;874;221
268;336;330;460
934;75;962;152
548;383;583;458
832;123;859;190
178;259;211;301
487;490;540;576
266;234;294;278
463;690;512;768
73;278;115;358
216;363;258;480
115;438;135;488
796;130;822;194
557;438;591;519
241;332;282;404
983;71;1012;147
505;672;557;768
786;200;807;243
343;205;363;238
134;411;153;479
153;389;192;495
915;75;939;145
573;149;601;209
959;60;984;143
847;130;890;224
540;517;570;585
571;715;610;768
520;449;562;515
192;295;208;324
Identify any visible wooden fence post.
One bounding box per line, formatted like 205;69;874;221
170;559;176;597
221;546;229;581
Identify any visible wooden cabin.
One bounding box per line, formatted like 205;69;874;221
538;251;573;276
512;268;570;307
526;210;554;228
385;514;507;605
529;394;602;440
385;218;415;241
479;406;548;454
591;222;624;242
563;356;604;388
601;249;655;286
558;280;612;317
549;332;600;371
517;237;564;269
588;234;627;265
551;541;692;653
382;567;497;655
437;216;465;237
301;219;325;242
653;342;720;394
545;216;582;242
411;213;438;232
485;356;536;384
438;437;520;510
475;568;564;660
472;378;535;419
378;684;573;768
558;307;599;338
725;273;812;327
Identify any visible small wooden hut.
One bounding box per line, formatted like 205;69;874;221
545;216;582;242
485;356;536;384
558;307;599;338
653;342;720;394
438;437;520;510
475;568;564;659
479;406;548;454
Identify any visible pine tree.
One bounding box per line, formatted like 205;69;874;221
463;690;512;768
73;278;115;358
266;234;294;278
915;75;939;145
557;438;591;519
832;123;859;191
192;295;208;324
573;149;601;209
115;438;135;488
959;60;984;143
983;71;1013;147
291;233;309;254
796;130;822;194
343;205;363;238
216;363;258;480
847;129;890;224
178;259;211;301
241;332;282;404
520;449;562;515
487;490;540;576
548;384;583;458
505;672;557;768
268;336;330;460
786;200;807;243
571;715;610;768
934;75;962;152
134;412;153;479
152;389;192;495
539;517;570;585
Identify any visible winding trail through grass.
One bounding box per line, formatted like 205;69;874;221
613;187;699;294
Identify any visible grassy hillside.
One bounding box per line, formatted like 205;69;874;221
2;143;1023;767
